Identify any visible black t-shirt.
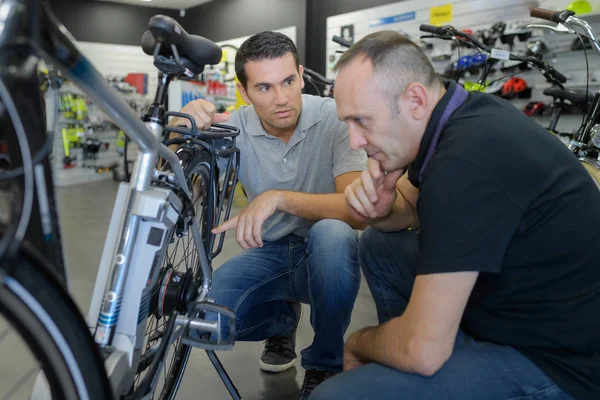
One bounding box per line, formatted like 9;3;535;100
407;80;600;400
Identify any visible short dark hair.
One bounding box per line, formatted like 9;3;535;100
335;30;441;114
235;31;300;89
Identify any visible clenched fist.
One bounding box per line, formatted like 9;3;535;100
345;158;404;223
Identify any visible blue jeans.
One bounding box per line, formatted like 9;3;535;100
210;219;361;371
309;228;574;399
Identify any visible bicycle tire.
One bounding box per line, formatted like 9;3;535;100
0;247;112;399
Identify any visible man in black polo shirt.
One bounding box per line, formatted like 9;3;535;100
310;30;600;400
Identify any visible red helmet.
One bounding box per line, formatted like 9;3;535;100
502;77;528;98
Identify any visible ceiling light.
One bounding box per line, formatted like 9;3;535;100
140;0;152;2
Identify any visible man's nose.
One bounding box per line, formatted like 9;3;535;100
348;128;367;150
273;87;288;106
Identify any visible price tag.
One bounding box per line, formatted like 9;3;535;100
491;48;510;61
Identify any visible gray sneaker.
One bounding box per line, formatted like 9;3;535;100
259;302;302;373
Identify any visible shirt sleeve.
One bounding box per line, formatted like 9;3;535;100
331;118;368;178
417;157;524;275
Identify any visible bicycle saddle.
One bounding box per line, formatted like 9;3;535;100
142;15;222;72
543;87;591;105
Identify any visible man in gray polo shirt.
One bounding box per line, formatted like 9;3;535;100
172;31;367;398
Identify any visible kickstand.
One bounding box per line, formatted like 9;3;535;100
206;350;241;399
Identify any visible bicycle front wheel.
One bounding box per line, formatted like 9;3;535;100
0;249;112;399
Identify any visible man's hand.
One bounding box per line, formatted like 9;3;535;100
345;158;404;222
211;190;282;249
343;327;374;371
170;98;230;129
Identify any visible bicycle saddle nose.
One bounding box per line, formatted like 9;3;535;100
142;15;222;68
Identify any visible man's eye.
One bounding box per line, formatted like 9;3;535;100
259;86;269;92
285;79;293;85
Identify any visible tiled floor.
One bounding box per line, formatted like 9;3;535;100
55;179;378;400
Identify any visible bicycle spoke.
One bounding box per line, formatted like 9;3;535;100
1;367;37;400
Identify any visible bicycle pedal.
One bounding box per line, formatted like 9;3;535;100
180;301;236;351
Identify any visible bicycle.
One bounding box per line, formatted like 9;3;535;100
0;1;243;399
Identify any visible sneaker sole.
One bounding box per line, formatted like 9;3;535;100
259;356;298;373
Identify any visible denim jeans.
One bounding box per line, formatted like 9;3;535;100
309;228;574;399
209;219;361;371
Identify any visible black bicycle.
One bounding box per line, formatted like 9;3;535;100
0;1;243;399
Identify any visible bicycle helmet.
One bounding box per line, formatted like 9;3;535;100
571;36;593;50
522;101;546;117
501;22;532;45
477;29;497;46
502;77;528;99
526;37;549;59
566;0;592;14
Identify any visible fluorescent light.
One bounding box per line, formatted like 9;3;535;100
140;0;152;2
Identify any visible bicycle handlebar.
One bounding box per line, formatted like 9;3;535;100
547;67;568;84
419;23;567;86
304;68;334;85
530;8;566;23
419;24;448;36
420;24;494;54
332;35;352;48
530;8;600;56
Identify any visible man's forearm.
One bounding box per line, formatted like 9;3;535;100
349;317;429;375
273;190;366;230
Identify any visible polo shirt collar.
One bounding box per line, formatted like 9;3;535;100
408;80;467;187
247;96;321;138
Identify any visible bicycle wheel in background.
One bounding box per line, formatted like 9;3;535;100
0;248;112;399
132;146;217;400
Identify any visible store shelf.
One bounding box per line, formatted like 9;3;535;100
207;95;237;102
59;119;87;125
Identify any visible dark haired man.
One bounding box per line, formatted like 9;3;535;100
310;30;600;399
171;31;367;398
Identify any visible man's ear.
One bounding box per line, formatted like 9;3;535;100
299;65;305;90
403;83;429;120
236;81;251;104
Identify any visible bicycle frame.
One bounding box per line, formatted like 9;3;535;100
1;0;239;397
